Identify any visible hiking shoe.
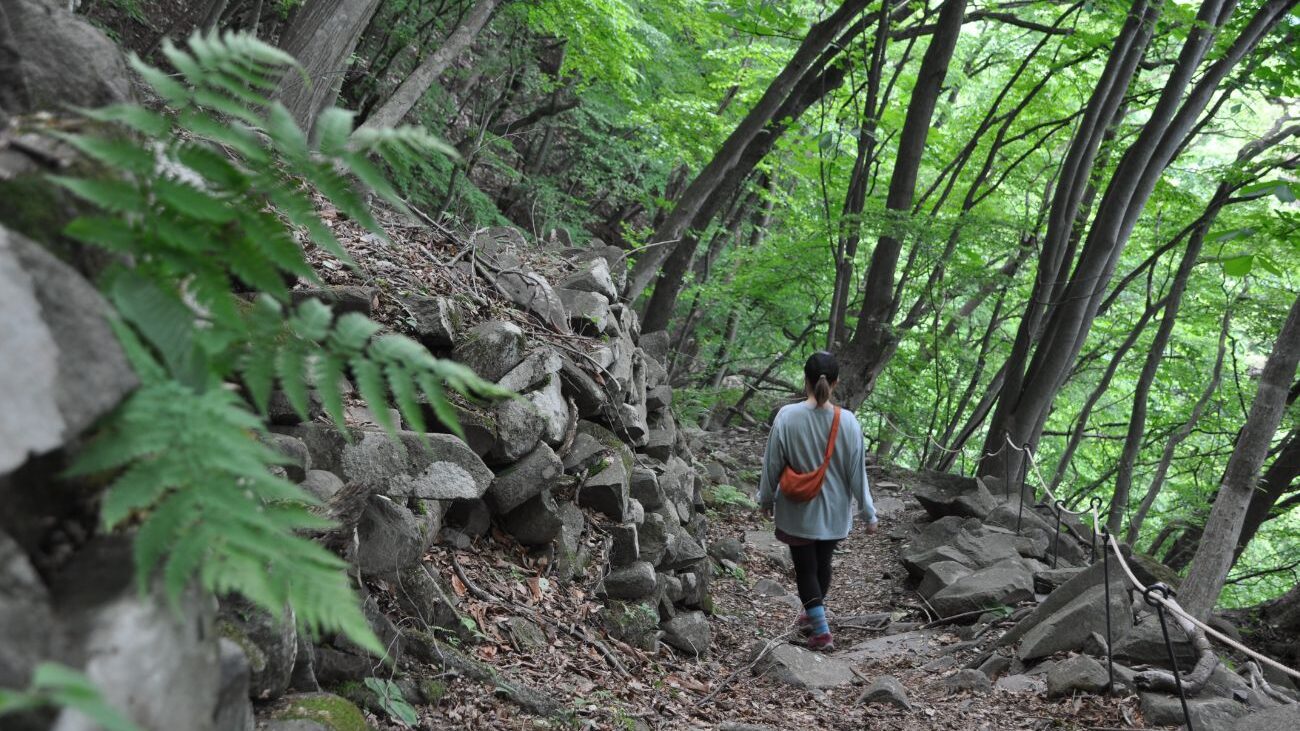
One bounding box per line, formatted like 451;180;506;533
797;610;813;636
806;632;835;652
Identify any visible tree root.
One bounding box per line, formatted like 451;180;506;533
1134;622;1217;695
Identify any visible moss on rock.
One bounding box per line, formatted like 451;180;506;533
269;692;369;731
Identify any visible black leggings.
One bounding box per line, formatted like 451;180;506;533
789;540;839;609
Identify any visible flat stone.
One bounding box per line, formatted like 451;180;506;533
930;559;1034;618
1231;703;1300;730
661;611;710;656
749;641;854;690
843;630;940;662
488;443;563;514
496;348;563;393
919;560;974;599
453;321;527;382
526;377;570;446
744;531;793;571
401;294;460;349
214;639;254;731
858;675;912;710
599;562;657;600
1047;654;1109;697
638;512;669;567
490;397;544;463
996;674;1045;693
1115;621;1198;668
1141;693;1247;729
493;270;570;334
941;668;992;694
1003;559;1131;660
298;470;343;503
912;471;997;520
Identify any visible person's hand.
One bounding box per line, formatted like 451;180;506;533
863;519;879;535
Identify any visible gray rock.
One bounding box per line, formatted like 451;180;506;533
996;674;1046;693
0;529;50;690
288;635;318;693
1033;566;1085;593
639;331;670;364
554;501;588;581
631;465;665;509
298;470;343;502
753;578;787;597
941;668;992;694
556;288;610;332
642;350;668;389
401;294;460;349
859;675;912;710
639;512;669;567
663;522;708;570
598;600;660;652
930;559;1034;618
1002;559;1130;655
214;640;254;731
661;611;710;656
494;271;571;334
1046;654;1109;697
0;0;132;115
841;631;940;663
275;425;494;501
444;499;491;537
501;489;565;546
901;544;976;580
978;653;1012;679
609;523;640;567
497;348;563;393
261;721;329;731
311;647;372;686
1141;693;1247;729
504;617;548;653
559;357;607;418
919;560;974;599
264;433;310;483
626;498;645;526
0;226;138;476
646;385;673;412
50;538;219;730
579;458;630;521
355;495;427;579
912;472;997;520
491;397;544;463
744;530;794;571
873;496;907;519
708;537;745;564
453;321;527;382
612;402;650;448
600;561;657;600
1231;704;1300;730
393;564;462;633
488;443;563;514
1115;621;1198;668
561;257;619;300
749;641;854;689
268;388;325;425
661;456;696;524
290;286;375;317
217;595;297;701
564;429;612;475
526;376;570;445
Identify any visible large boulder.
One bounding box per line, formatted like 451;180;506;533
911;472;997;520
1140;693;1247;729
556;288;610;332
661;612;710;656
1046;654;1109;697
401;295;460;349
1232;704;1300;730
490;397;544;463
526;377;570;446
492;271;570;334
488;443;562;514
561;257;618;300
276;425;494;502
0;0;132;115
0;226;138;477
496;348;562;393
501;489;565;546
599;561;657;600
214;639;255;731
0;529;51;690
929;559;1034;618
1003;559;1131;660
453;321;527;382
49;538;220;731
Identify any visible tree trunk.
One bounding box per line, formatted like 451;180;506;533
1126;306;1232;545
837;0;969;408
624;0;874;301
1179;294;1300;620
359;0;505;131
1231;428;1300;561
274;0;383;135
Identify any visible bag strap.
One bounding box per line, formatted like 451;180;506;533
818;406;842;469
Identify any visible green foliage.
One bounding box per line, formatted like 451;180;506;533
0;664;142;731
705;484;759;511
363;677;419;726
55;31;506;656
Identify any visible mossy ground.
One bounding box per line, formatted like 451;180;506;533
269;692;369;731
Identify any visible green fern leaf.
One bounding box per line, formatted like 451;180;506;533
154;178;235;223
387;363;425;436
315;108;356;158
49;176;146;213
311;353;348;430
176;143;247;189
128;54;189;107
64;216;138;253
351;356;397;437
176;109;268;164
289;298;333;342
416;371;464;440
77;103;170;136
275;343;312;421
331;312;381;352
53;133;155;175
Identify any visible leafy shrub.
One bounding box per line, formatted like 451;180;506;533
52;31;505;655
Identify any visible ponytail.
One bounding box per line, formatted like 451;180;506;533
813;374;831;406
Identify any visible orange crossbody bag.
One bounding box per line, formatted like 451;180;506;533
778;406;841;503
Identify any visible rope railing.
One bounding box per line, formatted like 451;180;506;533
868;418;1300;690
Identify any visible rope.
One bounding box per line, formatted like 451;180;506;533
866;417;1300;683
1104;528;1300;682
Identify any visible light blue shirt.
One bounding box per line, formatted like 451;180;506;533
756;402;876;540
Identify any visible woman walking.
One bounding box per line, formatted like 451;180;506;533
756;351;877;651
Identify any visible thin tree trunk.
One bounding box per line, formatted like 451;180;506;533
1180;294;1300;620
359;0;505;131
837;0;969;408
625;0;875;301
1233;428;1300;562
274;0;383;134
1126;306;1232;545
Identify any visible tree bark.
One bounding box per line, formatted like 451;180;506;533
1180;293;1300;620
359;0;505;131
274;0;383;135
837;0;969;408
